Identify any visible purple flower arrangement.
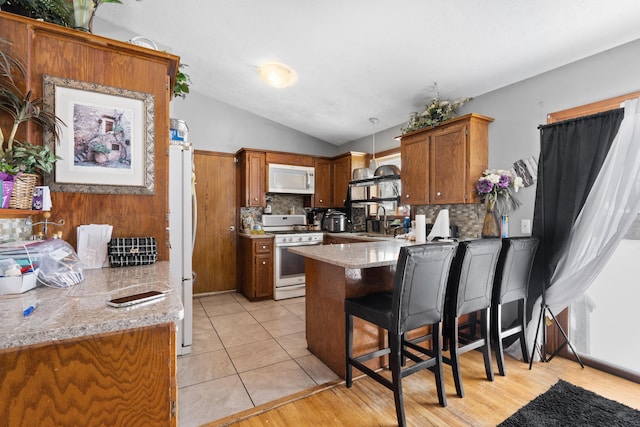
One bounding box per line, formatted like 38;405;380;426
476;169;523;214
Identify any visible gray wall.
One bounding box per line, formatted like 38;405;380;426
170;91;335;156
461;37;640;233
344;37;640;235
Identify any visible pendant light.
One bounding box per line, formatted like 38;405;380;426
369;117;379;173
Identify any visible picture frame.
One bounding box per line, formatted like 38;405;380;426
43;75;155;195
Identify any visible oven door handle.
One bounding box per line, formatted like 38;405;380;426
275;283;306;290
278;242;322;248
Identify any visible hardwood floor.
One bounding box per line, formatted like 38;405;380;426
209;351;640;427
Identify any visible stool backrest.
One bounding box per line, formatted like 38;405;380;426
393;242;457;334
493;237;539;304
447;239;502;316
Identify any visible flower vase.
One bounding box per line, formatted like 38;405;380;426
481;199;500;238
73;0;96;32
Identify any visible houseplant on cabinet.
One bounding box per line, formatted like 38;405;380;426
0;39;63;209
0;0;122;32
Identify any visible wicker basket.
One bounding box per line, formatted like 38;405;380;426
9;173;38;210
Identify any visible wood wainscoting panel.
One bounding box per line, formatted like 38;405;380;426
0;13;178;260
0;324;176;427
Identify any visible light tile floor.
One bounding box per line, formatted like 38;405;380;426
177;292;339;427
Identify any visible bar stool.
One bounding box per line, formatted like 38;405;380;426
491;236;539;376
345;242;457;427
443;239;502;398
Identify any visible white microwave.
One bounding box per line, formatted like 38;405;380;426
268;164;315;194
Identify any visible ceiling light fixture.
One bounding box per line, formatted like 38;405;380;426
369;117;379;172
258;62;298;88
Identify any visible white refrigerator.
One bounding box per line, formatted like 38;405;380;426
169;125;195;356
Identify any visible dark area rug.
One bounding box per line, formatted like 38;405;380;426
499;379;640;426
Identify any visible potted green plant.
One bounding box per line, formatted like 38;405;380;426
0;0;122;32
174;64;191;99
1;38;63;209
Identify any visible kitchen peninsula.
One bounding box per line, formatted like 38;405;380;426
0;262;183;426
290;239;419;378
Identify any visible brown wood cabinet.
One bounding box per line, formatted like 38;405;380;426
400;132;430;205
1;324;176;426
265;151;314;167
237;149;266;207
399;114;493;205
0;13;179;260
332;152;367;207
313;158;333;207
237;236;274;300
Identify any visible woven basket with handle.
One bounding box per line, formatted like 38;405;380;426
9;173;38;210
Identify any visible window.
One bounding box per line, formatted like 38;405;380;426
369;153;403;217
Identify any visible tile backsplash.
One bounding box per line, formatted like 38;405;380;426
414;204;484;240
0;218;32;242
238;192;484;238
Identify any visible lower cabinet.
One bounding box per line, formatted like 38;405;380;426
238;236;274;300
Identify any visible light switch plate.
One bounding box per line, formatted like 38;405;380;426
521;219;531;235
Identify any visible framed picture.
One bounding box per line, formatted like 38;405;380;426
43;75;155;195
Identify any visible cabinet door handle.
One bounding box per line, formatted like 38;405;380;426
319;199;323;203
262;245;266;249
262;261;266;265
405;194;410;198
437;192;442;196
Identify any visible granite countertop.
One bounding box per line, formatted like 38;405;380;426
0;261;184;350
288;238;427;268
238;232;275;239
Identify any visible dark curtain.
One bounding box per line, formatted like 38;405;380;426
528;108;624;315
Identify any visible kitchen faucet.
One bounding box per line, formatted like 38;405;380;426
376;206;387;233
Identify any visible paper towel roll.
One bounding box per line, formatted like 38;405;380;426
415;214;426;243
427;209;450;241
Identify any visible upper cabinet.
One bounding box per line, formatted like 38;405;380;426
312;158;332;208
265;152;313;167
399;114;493;205
332;152;367;207
237;149;266;207
235;149;368;209
400;132;430;205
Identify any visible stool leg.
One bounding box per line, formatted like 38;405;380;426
433;322;447;407
450;317;464;398
494;303;507;376
519;298;530;364
389;333;406;427
482;308;494;382
345;312;353;388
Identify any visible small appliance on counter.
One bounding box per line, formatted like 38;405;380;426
322;211;347;233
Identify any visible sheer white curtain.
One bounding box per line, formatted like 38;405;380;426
511;98;640;361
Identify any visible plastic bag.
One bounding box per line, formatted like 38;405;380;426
37;239;85;288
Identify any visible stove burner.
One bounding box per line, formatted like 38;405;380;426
268;229;320;235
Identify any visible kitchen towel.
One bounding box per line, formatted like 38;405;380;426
77;224;113;269
415;214;426;243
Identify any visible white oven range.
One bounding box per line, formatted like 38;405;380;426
263;215;324;300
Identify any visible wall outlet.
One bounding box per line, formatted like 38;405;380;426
521;219;531;235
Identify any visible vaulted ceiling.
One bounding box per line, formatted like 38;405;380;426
96;0;640;145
